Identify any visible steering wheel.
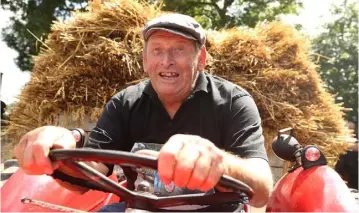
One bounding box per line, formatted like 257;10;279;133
49;149;253;211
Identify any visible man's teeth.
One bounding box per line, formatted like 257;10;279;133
160;72;179;77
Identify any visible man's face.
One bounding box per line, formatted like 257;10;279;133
143;31;206;101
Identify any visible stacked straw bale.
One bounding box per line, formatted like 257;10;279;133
4;0;354;167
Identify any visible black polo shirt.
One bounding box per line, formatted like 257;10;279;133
86;71;267;161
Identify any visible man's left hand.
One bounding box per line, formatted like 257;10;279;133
157;134;227;192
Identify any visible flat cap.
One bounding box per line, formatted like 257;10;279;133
142;14;206;47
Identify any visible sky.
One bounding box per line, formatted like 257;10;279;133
0;10;31;105
0;0;338;105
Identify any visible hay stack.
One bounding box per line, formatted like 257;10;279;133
4;0;354;167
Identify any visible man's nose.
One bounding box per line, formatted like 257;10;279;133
160;50;174;67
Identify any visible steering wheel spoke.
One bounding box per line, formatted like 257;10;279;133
70;161;136;200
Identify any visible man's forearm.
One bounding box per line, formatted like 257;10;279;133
222;152;273;208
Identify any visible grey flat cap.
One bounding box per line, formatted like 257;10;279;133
142;14;206;47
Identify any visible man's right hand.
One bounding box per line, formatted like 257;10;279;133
14;126;76;175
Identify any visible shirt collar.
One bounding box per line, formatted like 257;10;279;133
144;79;156;97
192;71;209;94
144;71;209;97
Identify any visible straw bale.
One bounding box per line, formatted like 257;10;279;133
4;0;354;166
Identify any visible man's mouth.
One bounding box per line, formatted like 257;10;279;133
159;72;179;78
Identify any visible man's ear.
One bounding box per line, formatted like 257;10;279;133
197;47;207;72
142;48;148;73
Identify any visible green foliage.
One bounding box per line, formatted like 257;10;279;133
157;0;302;29
312;0;358;133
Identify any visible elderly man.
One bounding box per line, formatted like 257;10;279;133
14;13;273;212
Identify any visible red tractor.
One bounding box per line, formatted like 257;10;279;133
1;128;358;212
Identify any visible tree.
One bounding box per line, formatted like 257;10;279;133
1;0;88;71
1;0;303;72
312;0;358;135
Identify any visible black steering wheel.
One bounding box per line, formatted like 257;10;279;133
49;149;253;211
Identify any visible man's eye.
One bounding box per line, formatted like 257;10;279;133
174;47;184;52
152;48;162;55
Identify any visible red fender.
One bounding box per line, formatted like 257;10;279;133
266;165;358;212
1;169;120;212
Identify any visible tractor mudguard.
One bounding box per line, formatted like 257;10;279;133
266;165;358;212
1;168;119;212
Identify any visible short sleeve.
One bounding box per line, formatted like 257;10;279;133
223;95;268;161
86;93;132;152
